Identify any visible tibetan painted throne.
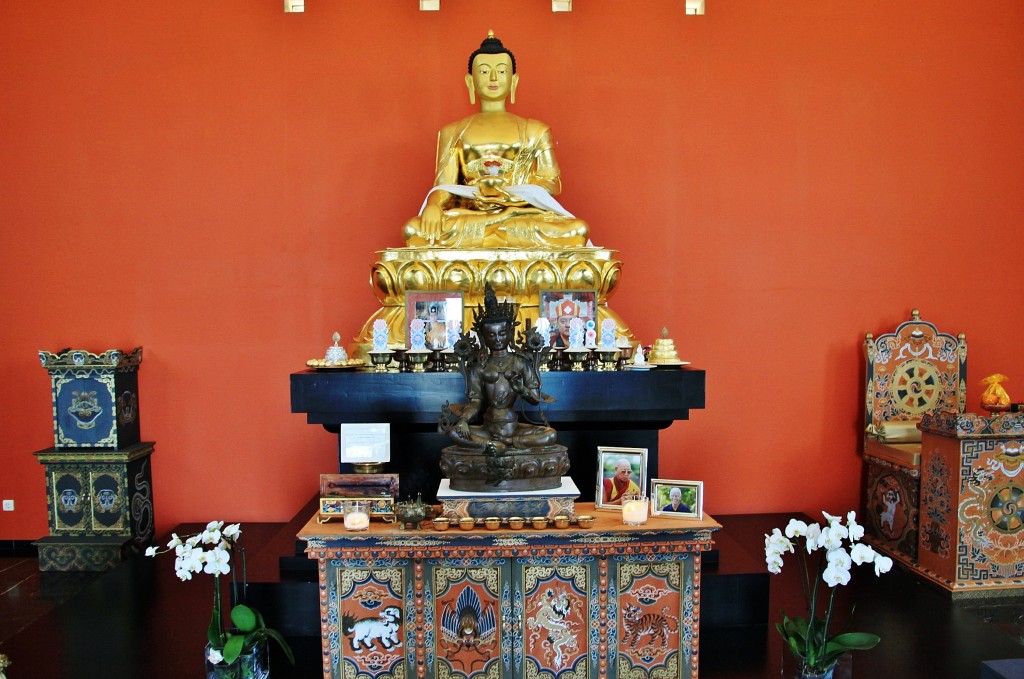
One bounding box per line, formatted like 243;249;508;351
862;309;966;563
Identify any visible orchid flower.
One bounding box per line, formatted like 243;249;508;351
767;510;890;673
145;520;295;668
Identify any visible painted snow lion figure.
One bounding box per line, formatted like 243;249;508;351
343;605;403;653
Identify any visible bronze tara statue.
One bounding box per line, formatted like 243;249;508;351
403;31;589;249
439;282;569;491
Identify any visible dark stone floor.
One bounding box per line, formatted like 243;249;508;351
2;510;1022;678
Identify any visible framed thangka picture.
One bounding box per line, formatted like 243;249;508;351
595;446;647;510
406;291;463;350
650;479;703;519
538;289;597;349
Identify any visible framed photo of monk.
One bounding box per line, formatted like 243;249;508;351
406;291;463;351
538;289;597;348
650;479;703;520
595;446;647;510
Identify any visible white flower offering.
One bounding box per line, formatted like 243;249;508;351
534;316;551;342
568;317;585;350
408;318;427;351
372;319;389;352
600;319;617;350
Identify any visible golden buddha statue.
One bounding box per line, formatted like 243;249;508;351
356;32;633;353
403;32;589;249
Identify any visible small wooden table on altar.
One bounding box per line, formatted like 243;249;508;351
298;504;720;679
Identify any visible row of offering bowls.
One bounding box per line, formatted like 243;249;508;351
361;347;635;373
431;515;595;531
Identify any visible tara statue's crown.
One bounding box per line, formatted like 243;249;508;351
472;282;519;331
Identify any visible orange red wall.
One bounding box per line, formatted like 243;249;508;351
2;1;1022;539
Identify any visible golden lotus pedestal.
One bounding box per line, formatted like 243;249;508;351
356;246;632;349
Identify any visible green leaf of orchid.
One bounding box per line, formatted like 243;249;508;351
783;615;810;644
786;635;803;659
222;634;244;665
207;608;222;647
230;604;258;633
826;632;881;652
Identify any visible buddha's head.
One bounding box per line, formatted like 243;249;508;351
466;31;519;107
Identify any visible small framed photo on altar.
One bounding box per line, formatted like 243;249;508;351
538;289;596;348
650;479;703;520
406;291;464;350
595;446;647;510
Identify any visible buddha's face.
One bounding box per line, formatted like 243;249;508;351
467;52;518;104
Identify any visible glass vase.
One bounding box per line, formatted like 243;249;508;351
781;651;852;679
204;640;269;679
797;662;836;679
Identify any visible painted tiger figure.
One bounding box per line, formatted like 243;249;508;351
621;603;679;648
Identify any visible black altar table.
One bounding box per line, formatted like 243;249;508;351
290;368;705;501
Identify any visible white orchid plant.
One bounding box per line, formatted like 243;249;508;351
146;521;294;667
765;511;893;674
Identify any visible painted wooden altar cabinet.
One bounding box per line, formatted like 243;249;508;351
913;410;1024;595
299;507;720;679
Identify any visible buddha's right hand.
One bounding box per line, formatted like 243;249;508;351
420;204;443;243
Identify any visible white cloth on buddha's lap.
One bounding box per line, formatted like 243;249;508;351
418;184;576;219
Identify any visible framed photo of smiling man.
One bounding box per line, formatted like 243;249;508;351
595;446;647;510
650;479;703;519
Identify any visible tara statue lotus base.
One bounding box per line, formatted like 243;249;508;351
439;443;569;493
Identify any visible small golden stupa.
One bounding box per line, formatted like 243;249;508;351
648;328;684;365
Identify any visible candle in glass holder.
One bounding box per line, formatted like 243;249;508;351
343;501;371;531
621;496;649;526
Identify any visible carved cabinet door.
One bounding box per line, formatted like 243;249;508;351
516;557;595;678
332;561;414;679
427;559;511;679
612;555;696;679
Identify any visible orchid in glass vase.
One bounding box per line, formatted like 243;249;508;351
765;511;893;678
146;521;294;676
